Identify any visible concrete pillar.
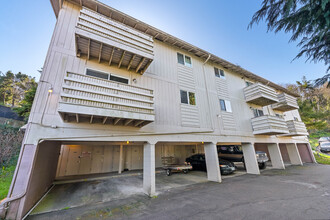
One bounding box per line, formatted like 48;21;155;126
143;141;156;196
118;144;123;174
204;142;222;182
267;143;285;169
307;143;316;163
242;143;260;175
286;143;303;165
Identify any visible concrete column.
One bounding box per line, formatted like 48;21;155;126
286;143;303;165
267;143;285;169
204;142;221;182
242;143;260;175
143;141;156;196
307;143;317;163
118;144;123;174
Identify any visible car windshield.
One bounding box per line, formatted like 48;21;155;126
321;142;330;147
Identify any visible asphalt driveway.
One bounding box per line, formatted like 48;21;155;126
27;164;330;220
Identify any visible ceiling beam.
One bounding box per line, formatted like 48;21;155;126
134;120;144;127
98;43;103;63
90;115;93;124
141;59;152;74
124;119;133;126
76;114;79;123
136;57;146;73
154;33;159;38
118;51;126;68
109;47;115;65
102;117;108;124
79;0;82;6
127;54;136;71
114;118;121;125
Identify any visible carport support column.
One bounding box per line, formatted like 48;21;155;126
204;142;221;182
118;144;123;174
267;143;285;169
143;141;156;196
286;143;303;165
242;143;260;175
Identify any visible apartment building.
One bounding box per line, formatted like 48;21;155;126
0;0;315;219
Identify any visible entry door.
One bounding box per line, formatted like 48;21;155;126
79;145;93;175
65;145;82;176
131;145;143;170
91;146;104;173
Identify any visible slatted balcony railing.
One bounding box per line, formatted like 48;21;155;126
285;120;308;136
251;115;289;135
75;7;154;74
243;83;279;106
272;93;299;112
58;72;155;127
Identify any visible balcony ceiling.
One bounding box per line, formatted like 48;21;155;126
76;35;152;74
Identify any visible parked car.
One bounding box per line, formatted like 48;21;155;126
319;142;330;153
185;154;236;175
318;137;330;144
217;145;269;169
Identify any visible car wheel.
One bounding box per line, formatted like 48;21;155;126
183;170;188;174
166;169;171;176
259;162;266;169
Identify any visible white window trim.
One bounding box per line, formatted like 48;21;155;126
177;53;192;67
220;99;232;113
180;90;196;105
215;67;226;79
85;68;130;84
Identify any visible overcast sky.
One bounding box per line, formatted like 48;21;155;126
0;0;327;84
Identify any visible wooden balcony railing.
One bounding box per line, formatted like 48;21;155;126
251;115;289;135
58;72;155;127
244;83;279;106
272;93;299;111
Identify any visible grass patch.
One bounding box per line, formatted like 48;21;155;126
314;152;330;165
0;165;16;200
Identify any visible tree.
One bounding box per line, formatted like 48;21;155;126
0;71;37;107
249;0;330;87
13;83;37;121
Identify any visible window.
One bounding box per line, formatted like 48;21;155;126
86;69;108;80
214;67;225;79
252;108;264;117
219;99;232;112
177;53;192;67
86;69;129;84
180;90;196;105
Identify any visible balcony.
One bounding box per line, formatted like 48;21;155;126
251;115;289;135
272;93;299;111
284;120;309;136
243;83;279;106
75;7;154;74
58;72;155;127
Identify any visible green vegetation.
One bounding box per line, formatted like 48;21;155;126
249;0;330;86
0;165;16;200
314;152;330;165
0;70;37;121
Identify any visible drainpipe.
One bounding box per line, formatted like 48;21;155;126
202;54;214;131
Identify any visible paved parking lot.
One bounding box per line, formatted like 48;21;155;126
27;164;330;220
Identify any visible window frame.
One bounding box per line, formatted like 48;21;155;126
177;53;192;67
219;99;232;112
85;68;130;84
252;108;264;117
180;90;196;105
214;67;225;79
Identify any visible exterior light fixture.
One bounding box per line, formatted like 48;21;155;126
48;87;53;93
126;141;130;144
202;141;204;144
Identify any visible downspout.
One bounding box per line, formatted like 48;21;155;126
202;54;214;131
